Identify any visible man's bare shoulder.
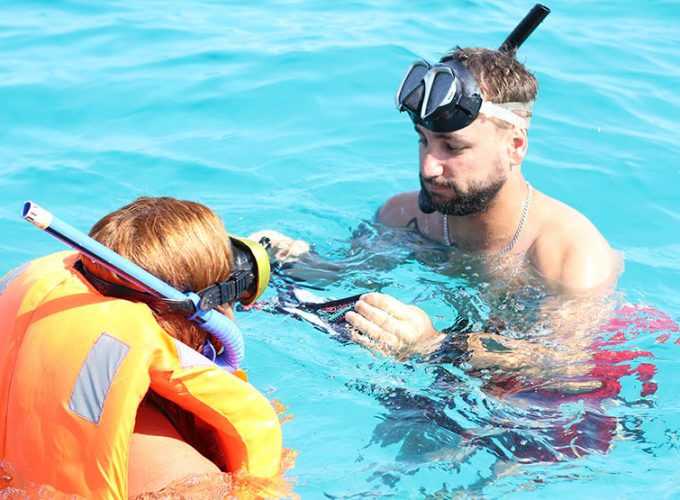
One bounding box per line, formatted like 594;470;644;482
377;191;442;241
528;192;620;292
378;191;420;226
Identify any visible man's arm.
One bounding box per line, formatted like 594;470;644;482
344;292;615;401
247;191;424;265
247;191;443;285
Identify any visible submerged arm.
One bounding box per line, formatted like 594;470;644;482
248;209;428;288
344;287;619;398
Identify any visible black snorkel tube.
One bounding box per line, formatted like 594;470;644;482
417;3;550;215
498;4;551;56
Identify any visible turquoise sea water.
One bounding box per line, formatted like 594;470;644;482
1;0;679;497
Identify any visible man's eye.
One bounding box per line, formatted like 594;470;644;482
417;136;427;146
446;144;463;154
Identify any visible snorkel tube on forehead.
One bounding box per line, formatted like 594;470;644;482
396;3;550;135
22;201;261;372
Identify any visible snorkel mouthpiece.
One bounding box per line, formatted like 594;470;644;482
418;188;437;214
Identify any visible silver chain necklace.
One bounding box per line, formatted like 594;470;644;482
442;181;533;255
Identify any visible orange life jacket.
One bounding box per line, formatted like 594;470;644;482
0;251;282;499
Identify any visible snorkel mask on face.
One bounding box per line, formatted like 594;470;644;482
395;4;550;134
78;235;271;315
22;201;270;370
226;236;270;306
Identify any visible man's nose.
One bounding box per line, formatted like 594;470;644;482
420;148;444;178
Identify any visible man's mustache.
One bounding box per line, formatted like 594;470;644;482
420;175;456;190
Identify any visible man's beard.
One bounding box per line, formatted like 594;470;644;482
419;173;506;216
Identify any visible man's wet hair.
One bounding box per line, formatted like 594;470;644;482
440;47;538;105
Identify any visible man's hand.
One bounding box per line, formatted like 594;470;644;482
247;230;311;264
344;292;445;361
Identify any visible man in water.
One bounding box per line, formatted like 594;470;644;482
384;48;615;288
249;38;653;468
252;46;619;361
340;46;620;358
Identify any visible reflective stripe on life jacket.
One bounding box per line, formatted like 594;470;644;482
0;251;282;499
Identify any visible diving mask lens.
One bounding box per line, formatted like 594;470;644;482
192;236;269;312
396;60;431;113
423;66;456;117
228;236;270;306
395;58;483;133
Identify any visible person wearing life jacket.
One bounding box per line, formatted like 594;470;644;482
0;196;282;498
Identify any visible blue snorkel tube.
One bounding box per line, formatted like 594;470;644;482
22;201;245;371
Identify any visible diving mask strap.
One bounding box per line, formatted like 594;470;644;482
480;101;533;129
76;260;249;315
75;260;197;315
195;270;249;311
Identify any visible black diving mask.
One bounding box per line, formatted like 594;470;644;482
395;59;532;133
77;235;271;315
395;3;549;134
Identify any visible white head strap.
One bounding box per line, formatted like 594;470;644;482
479;101;534;129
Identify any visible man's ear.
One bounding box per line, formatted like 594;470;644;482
508;126;528;167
